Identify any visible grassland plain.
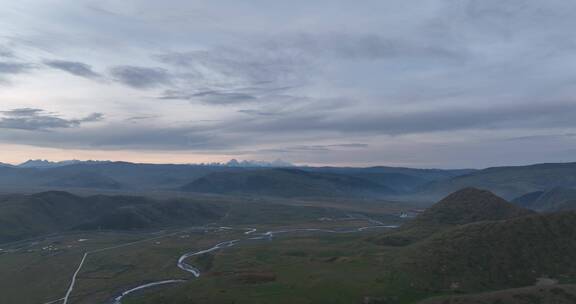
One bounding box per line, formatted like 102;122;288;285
0;230;183;304
0;214;400;304
119;232;440;304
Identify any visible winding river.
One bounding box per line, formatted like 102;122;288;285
110;219;398;304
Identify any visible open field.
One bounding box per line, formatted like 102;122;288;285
121;231;428;304
0;207;403;304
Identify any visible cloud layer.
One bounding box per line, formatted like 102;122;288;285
44;60;101;79
0;0;575;167
0;108;103;130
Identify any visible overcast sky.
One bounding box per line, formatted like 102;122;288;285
1;0;576;168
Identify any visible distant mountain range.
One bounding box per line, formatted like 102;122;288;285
17;159;120;168
181;168;396;198
1;160;576;207
13;158;294;169
0;160;474;198
222;159;294;167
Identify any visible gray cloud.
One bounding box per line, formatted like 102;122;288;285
125;115;160;122
256;32;465;61
0;122;242;151
0;108;103;131
154;46;311;102
0;62;33;74
156;48;308;85
504;133;576;142
330;143;370;148
151;30;465;105
230;100;576;136
160;89;258;105
110;66;171;89
1;108;44;117
256;143;369;154
81;113;105;123
0;47;14;58
44;59;101;79
0;61;36;84
237;109;281;116
3;0;576;167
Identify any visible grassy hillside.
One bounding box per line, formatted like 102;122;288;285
419;284;576;304
400;211;576;292
372;189;576;303
0;191;227;243
512;187;576;212
372;188;534;246
411;188;533;226
419;162;576;200
303;167;476;193
0;190;393;244
375;189;574;296
181;168;395;198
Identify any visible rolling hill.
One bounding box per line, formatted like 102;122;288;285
180;168;396;198
44;171;123;189
368;188;576;303
512;187;576;212
411;187;534;226
0;191;227;243
419;162;576;200
372;188;534;246
0;160;475;195
402;211;576;293
0;162;251;192
301;166;476;193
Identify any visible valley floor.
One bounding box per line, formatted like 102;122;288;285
0;218;401;304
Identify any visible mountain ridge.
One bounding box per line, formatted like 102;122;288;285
181;168;396;198
418;162;576;200
512;187;576;212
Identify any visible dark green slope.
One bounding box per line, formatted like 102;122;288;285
512;187;576;212
403;211;576;292
304;166;476;193
181;168;395;198
419;284;576;304
372;188;534;246
0;191;227;243
369;189;576;303
411;187;533;226
512;190;545;207
0;191;93;243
